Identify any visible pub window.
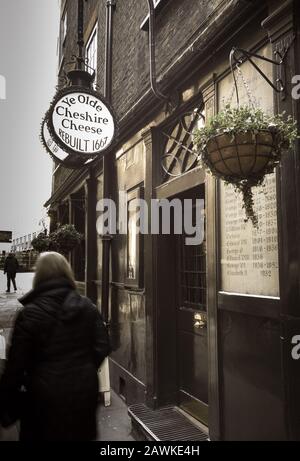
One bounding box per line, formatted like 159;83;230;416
140;0;171;31
62;9;67;44
160;107;205;184
125;187;144;289
179;201;207;311
86;24;98;80
59;6;68;66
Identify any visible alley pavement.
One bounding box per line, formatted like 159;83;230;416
97;393;135;442
0;272;34;348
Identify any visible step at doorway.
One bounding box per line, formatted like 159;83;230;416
129;404;209;442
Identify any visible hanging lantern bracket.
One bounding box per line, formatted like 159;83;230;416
60;0;95;89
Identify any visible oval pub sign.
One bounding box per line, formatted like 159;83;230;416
47;88;116;156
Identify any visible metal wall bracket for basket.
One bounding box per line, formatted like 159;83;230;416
230;36;295;101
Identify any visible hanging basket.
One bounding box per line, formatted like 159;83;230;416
50;224;83;256
194;105;298;227
205;129;279;181
192;47;298;227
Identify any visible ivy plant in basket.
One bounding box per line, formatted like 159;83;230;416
31;232;51;254
194;105;298;227
32;225;83;256
50;224;83;257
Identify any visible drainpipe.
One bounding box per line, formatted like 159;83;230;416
104;0;116;103
100;0;169;326
147;0;169;103
101;0;116;326
77;0;85;70
98;0;116;409
75;0;97;303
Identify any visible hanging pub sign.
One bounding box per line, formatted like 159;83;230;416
45;86;117;158
41;118;68;163
41;116;94;169
42;0;117;166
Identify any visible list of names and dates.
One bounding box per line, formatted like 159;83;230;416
220;174;279;297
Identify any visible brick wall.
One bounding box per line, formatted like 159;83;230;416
53;0;227;193
111;0;223;118
60;0;224;118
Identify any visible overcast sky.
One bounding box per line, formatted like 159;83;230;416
0;0;60;252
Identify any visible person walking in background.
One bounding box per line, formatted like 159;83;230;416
0;252;111;441
4;252;19;293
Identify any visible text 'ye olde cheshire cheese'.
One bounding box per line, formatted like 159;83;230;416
52;92;115;154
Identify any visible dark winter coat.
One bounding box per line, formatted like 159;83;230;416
0;278;111;441
4;255;19;274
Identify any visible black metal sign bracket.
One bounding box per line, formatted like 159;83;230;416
230;36;295;101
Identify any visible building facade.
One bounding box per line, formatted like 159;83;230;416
45;0;300;440
11;232;39;253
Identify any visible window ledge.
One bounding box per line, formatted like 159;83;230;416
140;0;171;31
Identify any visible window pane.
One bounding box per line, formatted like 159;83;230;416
127;206;137;280
63;12;67;42
86;26;98;78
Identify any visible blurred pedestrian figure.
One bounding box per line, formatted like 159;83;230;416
4;253;19;293
0;252;111;441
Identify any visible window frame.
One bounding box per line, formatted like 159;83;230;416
59;5;68;69
62;9;67;46
140;0;171;31
124;187;144;289
85;23;98;80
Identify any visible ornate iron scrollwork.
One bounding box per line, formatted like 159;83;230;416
161;108;205;181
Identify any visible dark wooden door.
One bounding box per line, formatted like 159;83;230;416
177;201;208;426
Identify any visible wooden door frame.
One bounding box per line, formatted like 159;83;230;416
175;192;209;426
142;90;220;438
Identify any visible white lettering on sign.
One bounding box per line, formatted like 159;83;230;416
42;121;68;162
51;91;115;155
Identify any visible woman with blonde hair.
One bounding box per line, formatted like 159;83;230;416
0;252;111;441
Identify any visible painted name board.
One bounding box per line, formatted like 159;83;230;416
47;88;116;157
218;44;279;297
0;231;12;243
